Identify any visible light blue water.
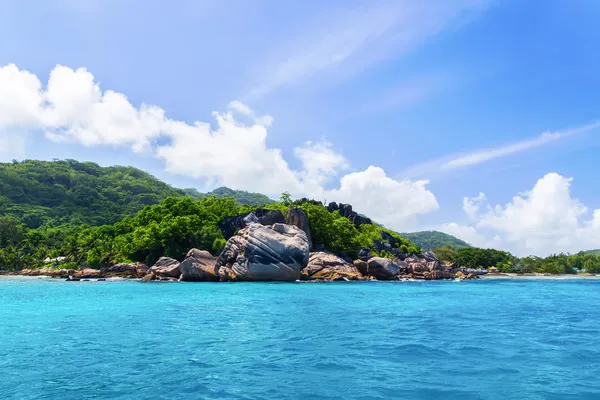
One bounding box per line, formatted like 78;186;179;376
1;278;599;400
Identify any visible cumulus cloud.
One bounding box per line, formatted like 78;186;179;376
463;192;486;221
0;63;439;231
443;173;600;256
327;166;439;229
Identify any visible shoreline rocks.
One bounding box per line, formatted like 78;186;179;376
302;252;364;281
150;257;181;278
179;249;218;282
216;223;310;281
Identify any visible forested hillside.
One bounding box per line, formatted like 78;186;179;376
189;187;275;205
0;160;273;228
400;231;471;250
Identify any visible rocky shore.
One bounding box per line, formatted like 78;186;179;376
2;207;483;282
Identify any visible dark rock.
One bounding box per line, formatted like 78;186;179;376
216;223;310;281
353;259;369;275
366;257;401;280
243;212;260;225
66;275;80;281
380;231;397;245
327;202;372;227
151;257;181;278
219;209;287;240
286;207;312;249
258;210;286;226
180;249;218;282
352;214;372;226
358;248;372;261
219;215;245;239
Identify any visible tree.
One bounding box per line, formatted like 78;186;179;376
279;192;292;206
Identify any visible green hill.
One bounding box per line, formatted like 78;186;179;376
195;187;275;205
400;230;471;251
0;160;273;228
584;249;600;255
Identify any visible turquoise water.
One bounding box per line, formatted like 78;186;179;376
1;278;599;399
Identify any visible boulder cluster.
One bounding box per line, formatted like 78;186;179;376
15;205;482;282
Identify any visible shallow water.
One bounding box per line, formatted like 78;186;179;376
1;278;599;399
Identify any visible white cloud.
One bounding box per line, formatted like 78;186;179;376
248;0;489;99
401;122;600;179
294;140;349;187
439;222;500;248
463;192;486;221
0;63;439;231
441;123;600;170
327;166;439;230
444;173;600;256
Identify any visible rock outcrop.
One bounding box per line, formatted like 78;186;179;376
100;263;148;278
216;223;310;281
424;270;454;280
259;210;286;226
286;207;312;249
179;249;218;282
150;257;181;278
366;257;401;280
302;252;364;281
327;202;372;226
219;209;288;239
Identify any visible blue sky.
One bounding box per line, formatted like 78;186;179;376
1;0;600;256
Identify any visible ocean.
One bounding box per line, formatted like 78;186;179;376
1;278;599;399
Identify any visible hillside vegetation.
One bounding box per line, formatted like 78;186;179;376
400;231;471;250
2;159;600;275
0;160;273;228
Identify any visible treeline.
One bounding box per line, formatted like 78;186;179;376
433;246;600;274
400;230;471;251
0;196;419;271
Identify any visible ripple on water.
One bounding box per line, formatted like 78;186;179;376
1;279;600;399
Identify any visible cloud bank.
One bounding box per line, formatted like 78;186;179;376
441;173;600;256
0;63;439;231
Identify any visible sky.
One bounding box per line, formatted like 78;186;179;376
1;0;600;257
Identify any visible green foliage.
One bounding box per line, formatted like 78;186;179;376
400;230;471;251
55;261;79;270
519;252;600;274
0;159;187;228
199;187;275;205
279;192;292;207
432;246;455;262
451;247;516;269
295;200;419;258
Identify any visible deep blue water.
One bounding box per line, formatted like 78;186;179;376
1;278;599;400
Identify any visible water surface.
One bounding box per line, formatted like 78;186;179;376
1;278;599;399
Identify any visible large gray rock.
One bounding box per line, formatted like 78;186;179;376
301;252;364;281
366;257;401;280
151;257;181;278
286;207;312;249
216;223;310;281
180;249;218;282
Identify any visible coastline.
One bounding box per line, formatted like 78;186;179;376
3;272;600;281
481;273;600;280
